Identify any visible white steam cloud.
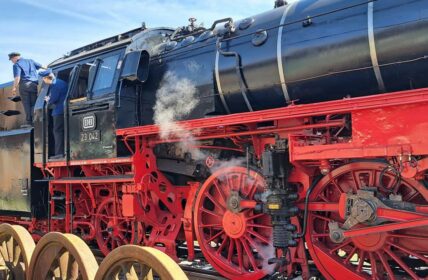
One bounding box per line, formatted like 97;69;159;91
153;70;244;168
153;71;205;160
153;71;198;139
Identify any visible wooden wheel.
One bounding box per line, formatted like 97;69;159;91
0;223;35;280
27;232;98;280
95;245;188;280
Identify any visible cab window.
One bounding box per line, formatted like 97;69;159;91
92;54;120;97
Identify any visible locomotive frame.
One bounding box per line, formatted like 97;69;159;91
1;86;428;279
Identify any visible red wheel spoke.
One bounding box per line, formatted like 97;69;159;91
227;238;234;263
357;251;365;272
247;229;270;244
235;239;244;271
216;236;229;255
247;180;258;199
387;241;428;263
246;213;265;221
244;235;270;259
247;223;271;229
369;170;377;187
389;233;428;240
225;175;234;192
344;247;357;264
237;173;244;192
213;180;227;205
384;248;419;279
329;239;352;254
317;192;331;202
118;233;127;243
205;192;226;212
206;230;225;244
376;251;395;280
351;171;362;191
331;179;345;194
201;208;223;219
368;252;377;280
240;238;259;272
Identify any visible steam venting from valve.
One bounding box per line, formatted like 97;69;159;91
153;71;207;159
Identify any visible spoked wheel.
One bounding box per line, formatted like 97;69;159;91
194;166;276;280
306;162;428;280
27;232;98;280
95;245;188;280
0;224;35;280
95;198;143;256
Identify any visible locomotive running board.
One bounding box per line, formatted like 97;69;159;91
116;88;428;138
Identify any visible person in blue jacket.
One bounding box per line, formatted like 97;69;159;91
39;69;68;159
9;52;46;126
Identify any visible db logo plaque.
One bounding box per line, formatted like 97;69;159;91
82;114;96;131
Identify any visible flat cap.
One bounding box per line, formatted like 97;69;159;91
38;69;53;78
8;52;21;60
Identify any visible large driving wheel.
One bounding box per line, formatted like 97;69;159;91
95;198;142;256
27;232;98;280
306;162;428;280
0;224;35;280
194;166;276;280
95;245;188;280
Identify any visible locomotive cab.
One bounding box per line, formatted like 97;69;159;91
33;27;174;163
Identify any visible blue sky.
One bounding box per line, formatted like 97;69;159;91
0;0;273;84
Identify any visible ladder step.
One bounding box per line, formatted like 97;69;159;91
51;214;66;220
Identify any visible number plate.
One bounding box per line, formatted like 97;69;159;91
80;130;100;143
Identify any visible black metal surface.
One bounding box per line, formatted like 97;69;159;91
69;100;117;160
0;128;46;217
130;0;428;118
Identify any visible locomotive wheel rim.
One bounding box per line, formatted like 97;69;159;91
95;198;142;256
305;162;428;280
194;166;276;280
0;224;35;280
27;232;98;280
95;245;188;280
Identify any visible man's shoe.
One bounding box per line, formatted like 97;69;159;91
8;96;21;102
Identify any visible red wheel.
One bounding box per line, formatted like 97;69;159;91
95;198;142;256
306;162;428;280
194;166;276;280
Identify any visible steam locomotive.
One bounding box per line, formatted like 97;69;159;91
1;0;428;279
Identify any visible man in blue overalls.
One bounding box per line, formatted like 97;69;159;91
39;69;68;159
8;52;46;127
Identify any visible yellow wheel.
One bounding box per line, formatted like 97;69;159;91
27;232;98;280
95;245;188;280
0;223;35;280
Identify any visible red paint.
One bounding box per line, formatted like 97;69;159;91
1;88;427;279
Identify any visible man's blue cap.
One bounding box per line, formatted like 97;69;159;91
39;69;53;78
